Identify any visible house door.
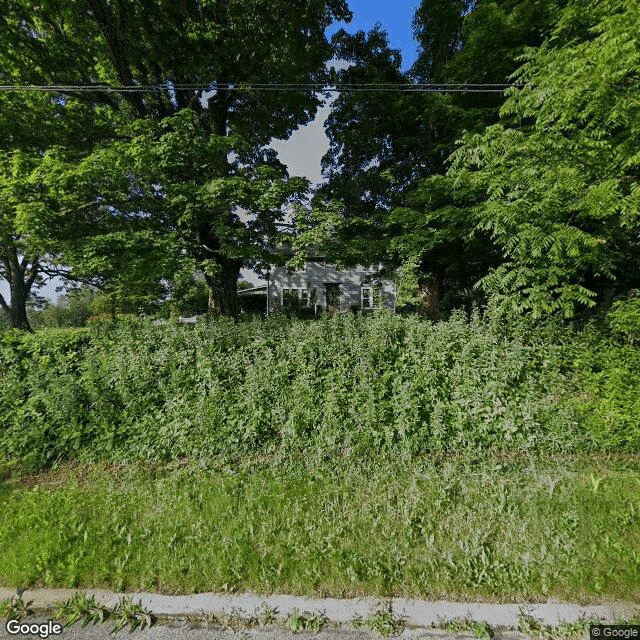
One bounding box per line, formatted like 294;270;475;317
325;283;340;314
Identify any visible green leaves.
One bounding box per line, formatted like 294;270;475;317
1;0;352;318
438;0;640;317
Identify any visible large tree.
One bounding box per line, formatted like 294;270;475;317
0;2;119;330
437;0;640;317
315;0;562;318
3;0;351;321
0;101;115;329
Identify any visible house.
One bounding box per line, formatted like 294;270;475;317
238;255;396;315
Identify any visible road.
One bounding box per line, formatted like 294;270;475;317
0;616;525;640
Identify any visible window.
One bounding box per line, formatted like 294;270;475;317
282;288;300;307
362;287;373;309
282;288;311;307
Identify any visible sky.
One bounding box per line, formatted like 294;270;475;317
1;0;420;302
327;0;421;73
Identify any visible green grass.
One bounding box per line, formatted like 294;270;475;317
1;454;638;601
1;312;638;602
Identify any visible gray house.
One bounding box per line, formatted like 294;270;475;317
239;255;396;315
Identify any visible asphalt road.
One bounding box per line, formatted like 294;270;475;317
0;617;524;640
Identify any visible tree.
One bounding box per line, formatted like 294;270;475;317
0;26;112;330
315;0;561;319
443;0;640;317
0;150;42;330
4;0;352;321
0;146;100;332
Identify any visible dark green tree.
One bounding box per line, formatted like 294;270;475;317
4;0;351;321
316;0;561;318
0;0;118;331
442;0;640;317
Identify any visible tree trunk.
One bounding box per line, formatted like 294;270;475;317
417;273;442;322
1;248;35;332
8;277;32;331
204;257;242;316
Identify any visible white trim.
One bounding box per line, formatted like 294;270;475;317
361;286;373;309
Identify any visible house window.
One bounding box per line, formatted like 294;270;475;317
282;288;300;307
362;287;373;309
301;289;309;305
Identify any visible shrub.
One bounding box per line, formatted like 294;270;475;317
608;290;640;345
1;313;637;472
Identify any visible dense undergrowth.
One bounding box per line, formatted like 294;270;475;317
1;309;638;472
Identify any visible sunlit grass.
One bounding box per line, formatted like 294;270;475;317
1;454;638;601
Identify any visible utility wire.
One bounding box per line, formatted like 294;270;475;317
0;82;523;94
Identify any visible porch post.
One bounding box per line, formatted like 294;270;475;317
266;269;270;316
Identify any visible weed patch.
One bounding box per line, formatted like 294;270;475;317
0;457;638;600
2;313;638;473
352;602;405;637
0;596;33;620
442;617;494;640
284;608;328;633
52;592;108;628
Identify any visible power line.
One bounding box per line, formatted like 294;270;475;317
0;82;523;94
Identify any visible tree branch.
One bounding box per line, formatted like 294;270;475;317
19;252;39;277
86;0;146;116
24;261;41;293
1;251;13;281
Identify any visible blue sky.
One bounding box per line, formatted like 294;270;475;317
327;0;421;71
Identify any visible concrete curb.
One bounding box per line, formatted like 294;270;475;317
1;589;638;630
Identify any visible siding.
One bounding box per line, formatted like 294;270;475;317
268;260;396;312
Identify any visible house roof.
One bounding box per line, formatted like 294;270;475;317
237;285;267;296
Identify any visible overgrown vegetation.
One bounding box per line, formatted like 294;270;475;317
1;311;638;473
441;617;494;640
0;452;638;600
283;609;328;633
516;614;640;640
0;596;33;620
1;311;638;600
52;592;109;629
352;602;406;637
0;593;154;632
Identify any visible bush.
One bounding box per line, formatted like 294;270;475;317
608;290;640;345
1;313;637;472
49;287;100;327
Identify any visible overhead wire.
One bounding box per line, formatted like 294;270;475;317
0;82;523;94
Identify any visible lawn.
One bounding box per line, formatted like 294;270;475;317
1;454;638;600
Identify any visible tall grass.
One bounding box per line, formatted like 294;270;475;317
1;312;639;600
1;310;637;472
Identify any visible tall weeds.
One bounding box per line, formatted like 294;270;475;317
1;311;636;471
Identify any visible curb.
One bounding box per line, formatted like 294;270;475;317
1;589;638;630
